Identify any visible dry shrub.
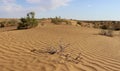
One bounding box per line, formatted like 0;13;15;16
31;41;82;64
31;41;70;55
99;29;113;37
77;21;81;25
0;22;5;28
46;42;70;55
51;17;70;25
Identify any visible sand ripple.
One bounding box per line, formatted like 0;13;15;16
0;25;120;71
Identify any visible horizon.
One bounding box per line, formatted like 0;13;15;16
0;0;120;20
1;17;120;21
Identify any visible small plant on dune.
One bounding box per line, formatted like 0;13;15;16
77;21;81;25
7;19;18;26
51;16;62;24
99;26;114;37
0;21;5;28
0;19;18;27
100;25;108;29
31;40;82;64
64;20;71;25
51;16;68;25
47;46;58;54
31;41;71;55
17;12;38;29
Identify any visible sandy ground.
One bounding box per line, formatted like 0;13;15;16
0;24;120;71
0;26;17;32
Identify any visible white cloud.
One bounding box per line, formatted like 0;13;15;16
0;0;23;13
0;4;23;13
26;0;42;4
51;0;70;8
0;0;24;18
0;0;15;3
25;0;71;10
0;0;71;18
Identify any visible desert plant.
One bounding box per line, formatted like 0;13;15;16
30;41;70;55
47;47;58;54
17;12;38;29
77;21;81;25
17;18;28;29
30;41;82;64
100;25;108;29
51;16;65;24
51;17;59;24
99;29;113;37
46;42;70;55
0;22;5;28
99;29;106;35
64;20;69;24
7;19;18;26
0;23;5;28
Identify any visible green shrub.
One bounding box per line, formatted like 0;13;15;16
17;12;38;29
51;16;65;24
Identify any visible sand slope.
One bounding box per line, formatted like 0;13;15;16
0;24;120;71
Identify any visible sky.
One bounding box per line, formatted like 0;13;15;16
0;0;120;20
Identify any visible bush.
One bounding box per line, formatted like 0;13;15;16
77;21;81;25
17;12;38;29
99;29;113;37
51;16;67;25
51;17;61;24
0;22;5;28
100;25;108;29
0;23;5;28
30;41;82;64
7;19;18;26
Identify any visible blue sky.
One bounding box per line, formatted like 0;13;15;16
0;0;120;20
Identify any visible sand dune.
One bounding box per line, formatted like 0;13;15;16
0;24;120;71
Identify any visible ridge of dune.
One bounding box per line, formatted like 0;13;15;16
0;24;120;71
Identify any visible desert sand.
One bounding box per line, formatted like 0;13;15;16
0;23;120;71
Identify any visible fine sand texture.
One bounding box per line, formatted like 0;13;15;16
0;24;120;71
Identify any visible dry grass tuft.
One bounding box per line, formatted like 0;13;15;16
99;29;113;37
31;41;82;64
